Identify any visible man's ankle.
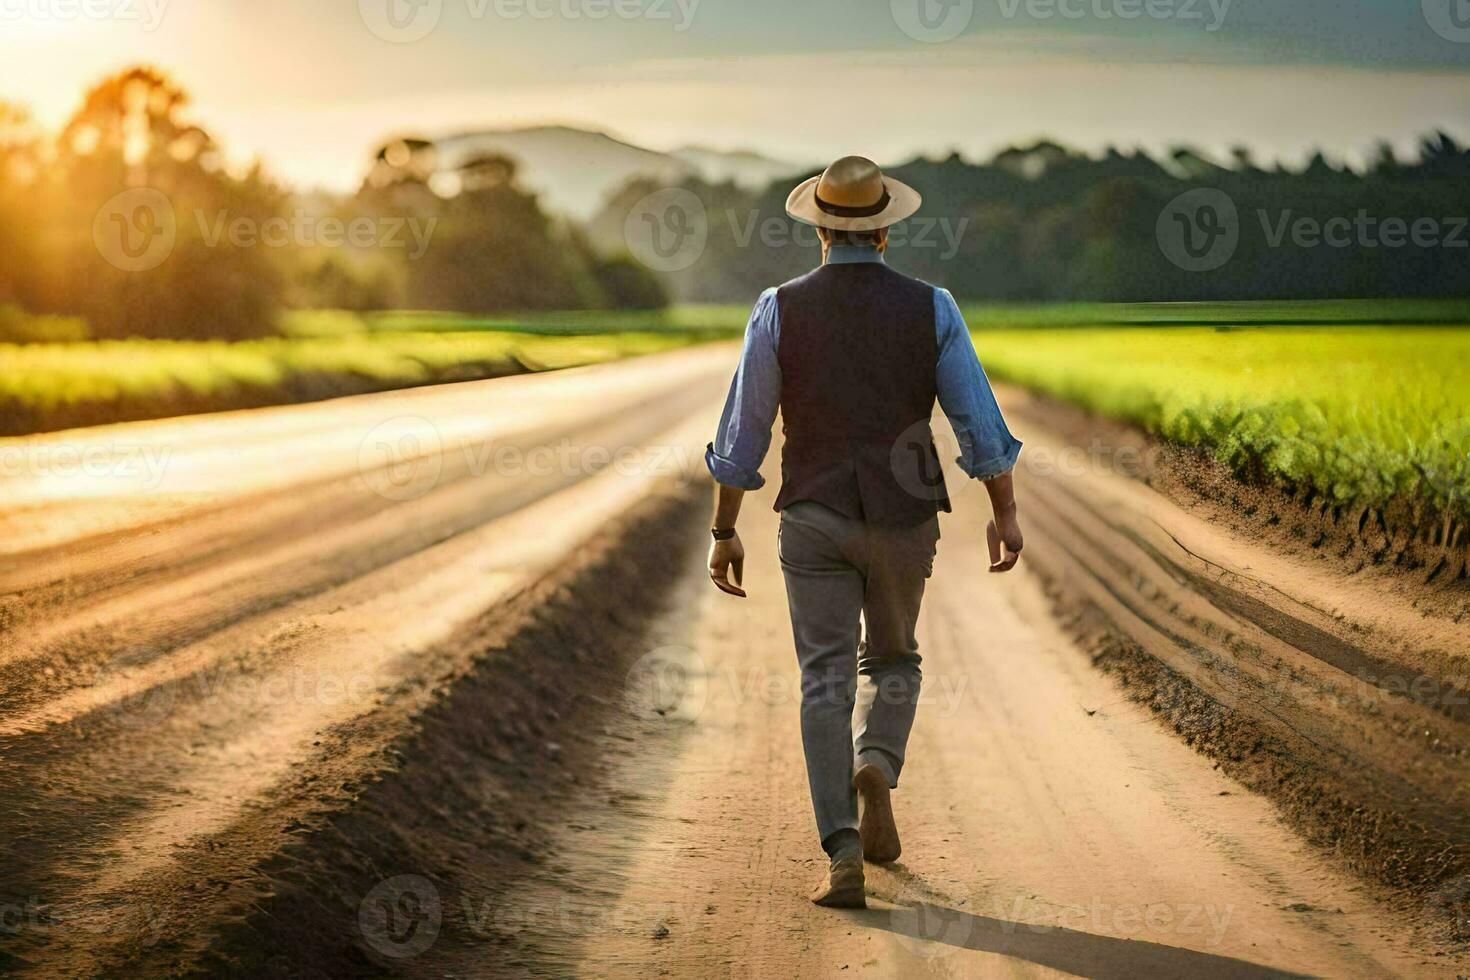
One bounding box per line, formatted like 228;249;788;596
822;828;862;865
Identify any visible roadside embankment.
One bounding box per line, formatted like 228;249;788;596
1003;388;1470;946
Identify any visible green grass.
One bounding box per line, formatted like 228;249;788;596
973;325;1470;524
0;328;718;434
0;304;90;344
0;330;706;407
281;306;750;338
958;298;1470;330
7;301;1470;542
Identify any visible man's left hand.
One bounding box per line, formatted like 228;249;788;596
708;532;747;597
987;509;1024;574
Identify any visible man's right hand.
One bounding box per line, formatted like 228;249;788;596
987;506;1024;574
708;531;747;597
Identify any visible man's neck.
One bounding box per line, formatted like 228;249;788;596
824;244;885;266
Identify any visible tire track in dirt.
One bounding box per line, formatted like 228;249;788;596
4;352;1466;975
420;431;1448;978
0;347;733;977
1001;391;1470;940
0;381;717;728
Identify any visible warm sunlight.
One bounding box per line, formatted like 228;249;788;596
2;2;1468;976
3;3;1468;191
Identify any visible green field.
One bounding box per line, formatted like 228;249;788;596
966;301;1470;537
284;306;751;338
958;298;1470;330
4;301;1468;544
0;322;732;436
0;330;704;403
974;326;1470;522
963;301;1470;539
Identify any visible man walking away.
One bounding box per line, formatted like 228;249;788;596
702;156;1026;908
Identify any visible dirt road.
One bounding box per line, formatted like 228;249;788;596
458;444;1450;979
0;347;730;975
0;344;1463;977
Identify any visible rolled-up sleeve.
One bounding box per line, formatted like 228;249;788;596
705;288;781;490
934;288;1022;481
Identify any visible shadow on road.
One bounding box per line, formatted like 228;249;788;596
849;902;1310;979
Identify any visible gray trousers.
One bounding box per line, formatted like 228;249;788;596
777;501;940;846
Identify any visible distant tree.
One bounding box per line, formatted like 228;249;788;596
1369;140;1401;176
358;148;611;313
591;254;668;309
1169;146;1226;181
365;136;439;191
0;103;44;310
43;66;287;339
1230;144;1259;173
1418;131;1470;178
1301;150;1344;179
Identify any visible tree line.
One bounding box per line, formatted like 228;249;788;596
3;65;1468;343
0;67;665;342
591;136;1470;304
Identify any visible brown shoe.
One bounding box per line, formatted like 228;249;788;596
854;764;901;863
809;857;866;908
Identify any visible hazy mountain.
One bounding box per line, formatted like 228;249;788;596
670;145;803;192
433;125;797;219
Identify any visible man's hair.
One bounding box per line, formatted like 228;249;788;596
818;227;887;247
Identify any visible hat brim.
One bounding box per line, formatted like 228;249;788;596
785;175;922;231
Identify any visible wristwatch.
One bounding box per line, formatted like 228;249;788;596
711;527;737;541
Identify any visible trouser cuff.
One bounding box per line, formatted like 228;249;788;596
822;827;862;861
857;748;900;788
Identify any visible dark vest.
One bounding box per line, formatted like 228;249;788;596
773;261;950;526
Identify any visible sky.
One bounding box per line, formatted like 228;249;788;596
2;0;1469;191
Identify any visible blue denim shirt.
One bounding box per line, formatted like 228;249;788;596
705;244;1022;491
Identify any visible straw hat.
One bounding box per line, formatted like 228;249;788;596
785;155;922;232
